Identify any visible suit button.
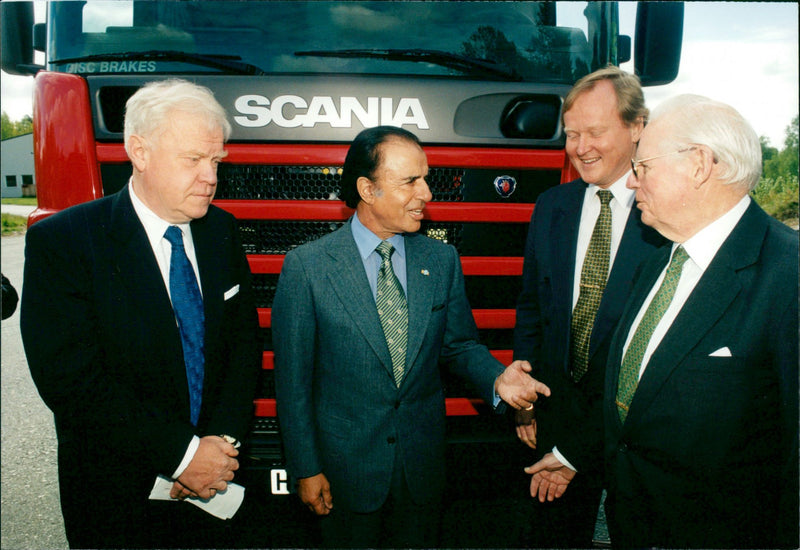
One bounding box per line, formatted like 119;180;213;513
618;442;628;453
387;437;396;445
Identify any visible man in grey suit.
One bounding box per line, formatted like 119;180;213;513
534;95;798;548
273;126;551;548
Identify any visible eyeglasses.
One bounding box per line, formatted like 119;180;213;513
630;146;697;179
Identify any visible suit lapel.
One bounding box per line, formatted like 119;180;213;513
551;182;584;370
590;206;665;360
107;188;187;399
404;233;435;377
624;203;766;426
325;223;395;376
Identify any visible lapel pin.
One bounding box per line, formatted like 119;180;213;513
421;269;429;276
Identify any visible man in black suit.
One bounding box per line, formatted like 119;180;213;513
599;94;798;548
514;66;666;548
21;79;261;549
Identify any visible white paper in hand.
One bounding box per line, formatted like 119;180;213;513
148;475;245;520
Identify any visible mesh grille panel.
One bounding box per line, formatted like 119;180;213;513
218;164;466;202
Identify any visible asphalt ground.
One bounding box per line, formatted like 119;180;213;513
1;232;69;550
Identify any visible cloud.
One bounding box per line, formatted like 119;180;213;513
644;38;798;147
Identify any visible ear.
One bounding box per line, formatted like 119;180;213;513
691;146;715;189
127;134;149;173
629;116;645;144
357;176;377;205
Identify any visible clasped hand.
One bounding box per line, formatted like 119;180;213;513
495;360;551;410
170;435;239;500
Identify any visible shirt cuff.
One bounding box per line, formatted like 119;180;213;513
171;435;200;479
552;446;578;473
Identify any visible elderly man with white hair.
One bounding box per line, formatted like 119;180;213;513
528;94;798;548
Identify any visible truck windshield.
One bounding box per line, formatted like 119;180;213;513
48;1;596;83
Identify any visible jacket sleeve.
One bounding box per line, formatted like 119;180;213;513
438;244;505;405
272;249;323;479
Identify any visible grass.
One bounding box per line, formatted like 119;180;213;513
1;197;37;206
2;214;28;236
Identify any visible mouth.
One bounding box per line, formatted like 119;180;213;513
579;157;601;166
408;207;425;220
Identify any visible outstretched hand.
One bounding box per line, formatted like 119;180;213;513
495;360;551;410
524;452;576;502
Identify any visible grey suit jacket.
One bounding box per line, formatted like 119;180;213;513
603;201;799;548
273;220;504;513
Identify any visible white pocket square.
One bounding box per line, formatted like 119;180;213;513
709;347;732;357
224;285;240;301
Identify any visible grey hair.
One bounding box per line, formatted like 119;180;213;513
649;94;761;191
123;79;231;157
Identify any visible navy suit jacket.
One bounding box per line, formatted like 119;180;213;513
514;179;666;472
603;201;799;548
21;187;261;539
273;220;504;513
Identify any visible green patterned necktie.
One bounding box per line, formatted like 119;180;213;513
570;189;613;382
616;246;690;422
375;241;408;387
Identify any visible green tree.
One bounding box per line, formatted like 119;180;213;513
763;115;799;181
1;111;33;140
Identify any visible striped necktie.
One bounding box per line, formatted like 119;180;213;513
375;241;408;387
616;246;689;423
570;189;613;382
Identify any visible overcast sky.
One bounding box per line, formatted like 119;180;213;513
1;1;798;147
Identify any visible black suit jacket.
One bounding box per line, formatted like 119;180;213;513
603;201;799;548
514;179;666;472
21;187;261;543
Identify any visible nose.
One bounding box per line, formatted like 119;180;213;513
575;135;592;156
200;159;218;187
626;171;639;190
418;178;433;203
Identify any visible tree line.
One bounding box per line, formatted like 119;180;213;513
1;112;33;140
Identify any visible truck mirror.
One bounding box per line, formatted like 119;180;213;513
1;1;39;76
634;1;684;86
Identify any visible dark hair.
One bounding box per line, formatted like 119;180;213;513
339;126;421;208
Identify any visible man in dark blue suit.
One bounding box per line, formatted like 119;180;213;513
21;80;261;548
273;126;551;548
514;67;666;548
600;94;798;548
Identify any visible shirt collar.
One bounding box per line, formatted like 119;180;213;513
129;180;191;244
351;212;406;260
586;171;636;210
679;195;751;271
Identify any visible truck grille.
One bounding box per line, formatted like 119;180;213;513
217;164;466;202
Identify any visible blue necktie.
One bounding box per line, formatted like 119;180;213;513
164;226;205;426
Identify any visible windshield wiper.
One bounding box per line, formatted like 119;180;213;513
295;48;521;81
51;50;267;76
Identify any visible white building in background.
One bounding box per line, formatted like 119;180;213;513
1;133;35;199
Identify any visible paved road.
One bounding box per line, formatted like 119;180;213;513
1;233;69;550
